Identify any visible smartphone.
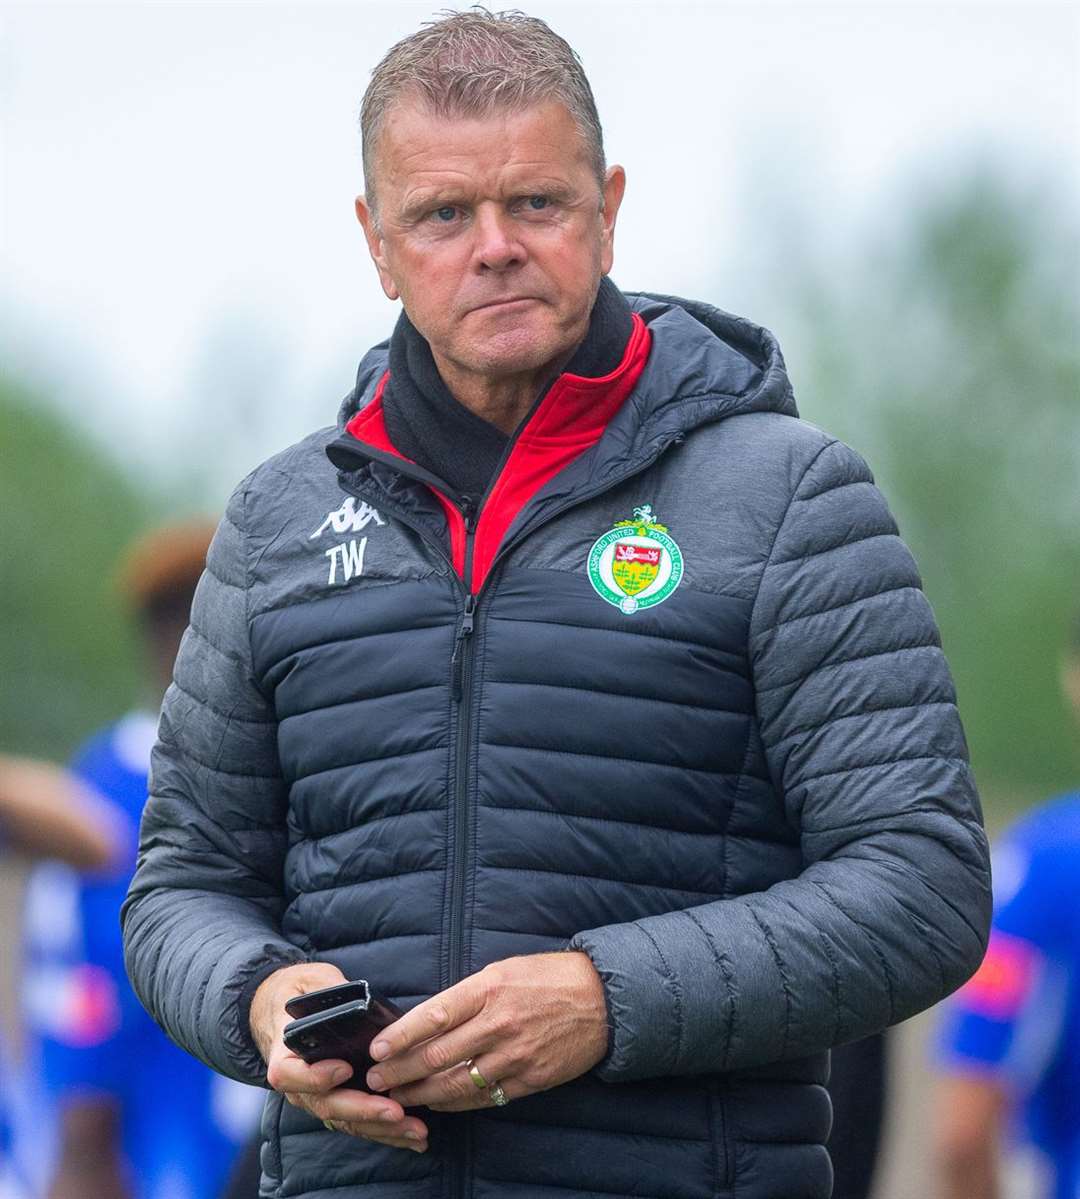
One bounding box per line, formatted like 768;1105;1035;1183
285;980;372;1020
282;981;405;1087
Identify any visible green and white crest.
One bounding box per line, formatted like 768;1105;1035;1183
586;505;684;615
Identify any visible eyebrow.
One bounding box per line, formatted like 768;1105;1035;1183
517;181;575;204
506;176;576;199
399;190;462;223
399;180;579;223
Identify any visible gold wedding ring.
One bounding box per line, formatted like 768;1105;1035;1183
466;1059;489;1090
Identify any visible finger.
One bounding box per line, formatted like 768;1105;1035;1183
324;1119;429;1152
368;976;487;1063
267;1049;353;1095
321;1113;429;1141
429;1073;523;1114
388;1056;511;1111
322;1090;425;1134
366;1013;492;1092
291;1086;417;1130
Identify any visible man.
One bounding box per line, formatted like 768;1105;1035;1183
934;616;1080;1199
122;12;991;1199
21;524;261;1199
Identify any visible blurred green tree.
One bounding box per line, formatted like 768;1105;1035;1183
788;167;1080;816
0;377;151;762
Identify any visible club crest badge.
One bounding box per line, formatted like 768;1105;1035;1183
587;505;684;615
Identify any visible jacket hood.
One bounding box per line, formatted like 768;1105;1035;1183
336;291;798;441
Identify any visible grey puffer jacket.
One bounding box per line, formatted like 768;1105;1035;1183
122;292;991;1199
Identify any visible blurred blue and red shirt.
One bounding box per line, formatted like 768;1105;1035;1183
937;793;1080;1199
18;712;261;1199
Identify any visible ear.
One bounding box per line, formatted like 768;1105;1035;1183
598;165;626;277
355;195;400;301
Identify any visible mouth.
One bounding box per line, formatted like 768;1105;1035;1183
468;297;537;314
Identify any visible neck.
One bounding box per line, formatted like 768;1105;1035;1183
430;350;578;436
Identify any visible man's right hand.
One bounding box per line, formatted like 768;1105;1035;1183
250;962;430;1153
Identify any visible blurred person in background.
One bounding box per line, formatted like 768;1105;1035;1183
17;523;262;1199
0;757;121;871
1;757;122;1198
934;613;1080;1199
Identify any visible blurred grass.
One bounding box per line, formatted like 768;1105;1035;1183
0;378;150;761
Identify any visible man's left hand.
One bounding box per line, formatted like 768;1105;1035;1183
364;951;609;1111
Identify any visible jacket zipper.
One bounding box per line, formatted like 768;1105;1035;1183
448;501;477;998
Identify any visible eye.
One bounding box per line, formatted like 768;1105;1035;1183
527;195;549;210
433;206;458;222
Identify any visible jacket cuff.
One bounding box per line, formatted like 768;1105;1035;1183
569;922;682;1082
224;948;312;1087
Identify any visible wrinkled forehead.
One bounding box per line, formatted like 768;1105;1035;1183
364;91;596;201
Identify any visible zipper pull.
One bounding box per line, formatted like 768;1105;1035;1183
451;594;477;702
461;592;476;637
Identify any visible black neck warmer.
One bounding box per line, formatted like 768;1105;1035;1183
382;277;634;505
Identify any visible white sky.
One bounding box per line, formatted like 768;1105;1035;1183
1;1;1077;492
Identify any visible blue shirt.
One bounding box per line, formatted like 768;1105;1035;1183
20;713;262;1199
938;793;1080;1199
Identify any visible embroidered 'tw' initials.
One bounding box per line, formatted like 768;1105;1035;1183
325;538;367;585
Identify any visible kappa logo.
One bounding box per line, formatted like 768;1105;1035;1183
310;496;386;539
309;496;386;586
586;504;683;615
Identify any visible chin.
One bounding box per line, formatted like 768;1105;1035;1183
462;328;572;378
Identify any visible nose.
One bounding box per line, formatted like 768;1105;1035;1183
471;204;526;272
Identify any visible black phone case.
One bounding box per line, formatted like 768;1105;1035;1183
285;980;372;1020
282;986;405;1088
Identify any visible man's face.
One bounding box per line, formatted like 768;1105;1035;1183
356;98;625;387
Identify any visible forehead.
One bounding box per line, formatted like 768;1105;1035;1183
371;96;594;194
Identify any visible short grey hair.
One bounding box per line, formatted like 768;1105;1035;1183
360;8;606;210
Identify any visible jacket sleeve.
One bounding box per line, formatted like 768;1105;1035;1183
570;437;992;1081
120;480;308;1085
